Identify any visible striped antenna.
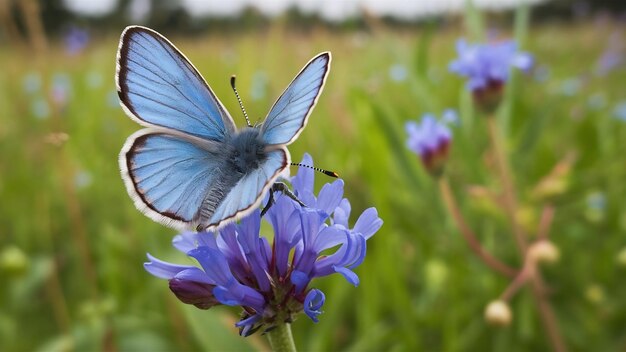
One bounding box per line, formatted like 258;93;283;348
230;75;252;127
291;163;339;178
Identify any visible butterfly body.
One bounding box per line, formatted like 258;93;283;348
116;26;330;232
229;127;271;173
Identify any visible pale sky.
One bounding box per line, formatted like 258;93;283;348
62;0;548;20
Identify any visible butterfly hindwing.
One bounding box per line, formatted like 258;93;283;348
116;26;236;141
260;52;331;146
205;148;290;229
120;129;230;230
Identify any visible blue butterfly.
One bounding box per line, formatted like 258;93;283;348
116;26;331;232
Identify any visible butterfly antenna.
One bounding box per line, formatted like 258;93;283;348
230;75;252;127
291;163;339;178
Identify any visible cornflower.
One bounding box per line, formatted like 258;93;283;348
406;113;453;176
145;154;383;336
449;39;533;112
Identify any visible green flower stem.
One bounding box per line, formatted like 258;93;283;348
266;323;297;352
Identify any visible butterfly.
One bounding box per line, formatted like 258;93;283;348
115;26;331;232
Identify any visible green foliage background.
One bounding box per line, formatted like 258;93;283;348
1;6;626;351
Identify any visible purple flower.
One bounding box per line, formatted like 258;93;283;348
594;32;624;77
406;113;452;176
145;154;382;335
449;39;532;113
449;39;533;91
50;73;72;109
613;101;626;122
63;26;89;56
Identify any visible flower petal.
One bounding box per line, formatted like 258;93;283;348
333;266;360;286
353;207;383;239
174;267;214;285
213;284;265;312
144;253;195;279
172;231;198;253
333;198;351;228
291;153;315;195
291;270;310;293
304;289;325;323
312;226;347;252
316;179;344;217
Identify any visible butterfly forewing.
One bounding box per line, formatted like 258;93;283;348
116;26;235;140
260;52;331;146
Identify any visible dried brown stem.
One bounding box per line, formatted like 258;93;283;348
486;116;566;351
438;177;517;277
500;264;530;302
530;275;567;352
538;205;555;240
486;116;527;252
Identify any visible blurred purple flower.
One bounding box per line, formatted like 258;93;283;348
442;109;460;126
249;70;268;101
613;101;626;122
22;71;42;94
64;26;89;56
594;32;624;77
389;63;408;82
559;78;582;97
406;113;452;176
145;154;382;335
50;73;72;108
86;71;104;89
31;98;50;120
449;39;533;92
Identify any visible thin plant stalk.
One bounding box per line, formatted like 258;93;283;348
486;115;567;352
438;176;517;277
530;275;567;352
486;116;527;252
537;205;555;241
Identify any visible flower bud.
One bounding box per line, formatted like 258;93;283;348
528;240;560;264
473;80;504;114
169;278;220;310
585;284;605;304
0;246;29;277
484;300;512;326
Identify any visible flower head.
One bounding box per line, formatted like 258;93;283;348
50;73;72;110
449;39;533;112
64;26;89;56
406;113;452;176
145;154;382;335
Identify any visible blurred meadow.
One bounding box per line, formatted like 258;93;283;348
1;0;626;351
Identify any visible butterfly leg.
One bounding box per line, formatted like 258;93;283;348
260;182;307;217
272;182;306;207
260;188;275;217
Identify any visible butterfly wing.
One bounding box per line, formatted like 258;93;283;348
120;129;232;231
260;52;331;146
116;25;236;140
200;147;290;231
